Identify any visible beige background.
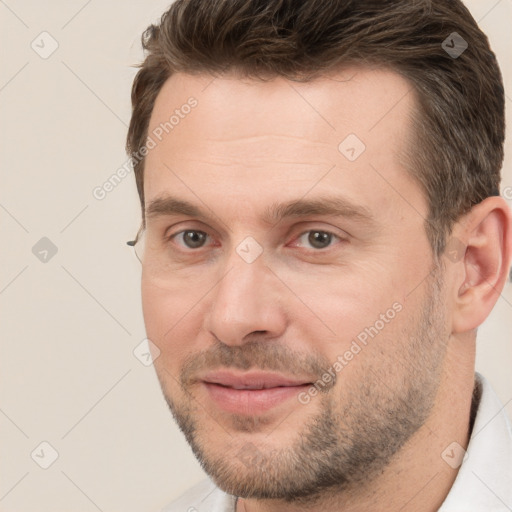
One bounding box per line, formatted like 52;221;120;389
1;1;511;511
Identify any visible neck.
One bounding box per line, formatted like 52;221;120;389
237;341;476;512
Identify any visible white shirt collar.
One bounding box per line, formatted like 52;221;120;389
438;372;512;511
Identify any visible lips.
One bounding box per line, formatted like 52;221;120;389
201;370;312;389
200;370;314;415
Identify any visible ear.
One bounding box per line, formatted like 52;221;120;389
450;196;512;333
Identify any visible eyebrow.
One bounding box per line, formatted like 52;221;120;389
145;195;375;227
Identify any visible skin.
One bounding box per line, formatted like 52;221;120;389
139;67;512;511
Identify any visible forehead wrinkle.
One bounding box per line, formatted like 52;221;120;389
201;134;331;145
180;134;337;161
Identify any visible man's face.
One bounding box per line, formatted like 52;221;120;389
141;67;451;500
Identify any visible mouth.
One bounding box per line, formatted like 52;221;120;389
200;370;314;415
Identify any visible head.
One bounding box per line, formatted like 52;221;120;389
126;0;511;503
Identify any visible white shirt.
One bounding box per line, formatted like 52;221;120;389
162;373;512;511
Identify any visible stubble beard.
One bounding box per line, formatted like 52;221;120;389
156;266;447;505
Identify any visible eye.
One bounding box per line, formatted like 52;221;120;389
293;230;341;250
171;230;211;249
167;228;343;252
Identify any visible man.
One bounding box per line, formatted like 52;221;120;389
126;0;512;510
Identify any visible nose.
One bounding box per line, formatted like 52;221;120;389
203;247;288;346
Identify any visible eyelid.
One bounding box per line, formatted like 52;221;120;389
169;229;215;249
290;229;343;249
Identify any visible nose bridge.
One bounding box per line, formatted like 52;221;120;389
204;241;286;345
218;233;269;302
215;241;270;319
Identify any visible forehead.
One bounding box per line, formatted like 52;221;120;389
147;65;415;143
143;66;424;227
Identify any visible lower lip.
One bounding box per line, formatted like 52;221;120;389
203;382;311;415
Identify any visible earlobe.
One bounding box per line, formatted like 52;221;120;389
451;196;512;333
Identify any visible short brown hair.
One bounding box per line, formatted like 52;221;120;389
126;0;505;255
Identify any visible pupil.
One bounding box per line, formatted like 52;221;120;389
184;231;205;248
309;231;331;249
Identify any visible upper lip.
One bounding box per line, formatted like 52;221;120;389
201;370;313;390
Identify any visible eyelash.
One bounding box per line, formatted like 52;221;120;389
167;228;344;252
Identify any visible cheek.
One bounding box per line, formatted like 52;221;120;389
141;279;198;370
286;269;398;339
141;279;166;339
283;268;413;377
